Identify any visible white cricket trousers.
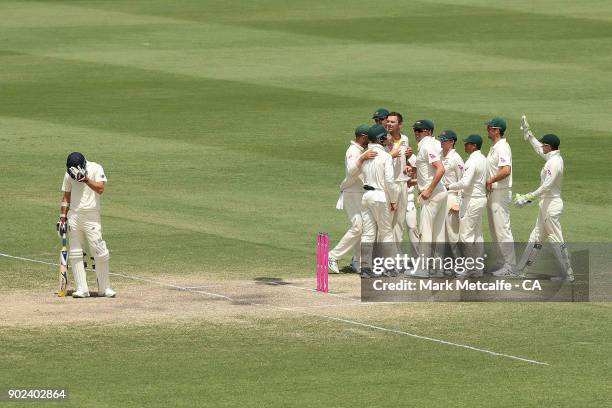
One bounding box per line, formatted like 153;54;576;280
418;190;447;259
391;182;408;243
487;188;516;266
528;197;565;243
329;192;363;262
445;192;460;256
361;192;395;271
518;197;572;277
68;211;111;294
361;193;394;244
459;195;487;260
405;198;419;256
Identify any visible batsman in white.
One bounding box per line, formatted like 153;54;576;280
411;119;447;278
328;125;377;274
514;116;575;282
57;152;115;298
359;124;399;278
446;134;488;277
485;117;518;277
439;130;464;260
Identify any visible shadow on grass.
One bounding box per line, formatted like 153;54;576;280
253;277;291;285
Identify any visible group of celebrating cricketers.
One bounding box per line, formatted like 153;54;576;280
328;108;575;282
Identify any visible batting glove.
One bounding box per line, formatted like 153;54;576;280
69;165;88;182
56;216;68;238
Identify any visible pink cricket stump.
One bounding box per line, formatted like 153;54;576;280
323;234;329;291
317;232;329;293
317;233;322;291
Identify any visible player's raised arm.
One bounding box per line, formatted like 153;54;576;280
521;115;547;159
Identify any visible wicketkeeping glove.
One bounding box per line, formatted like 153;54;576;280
56;216;68;238
520;115;534;141
514;193;535;208
69;165;87;182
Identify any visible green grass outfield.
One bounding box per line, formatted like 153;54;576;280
1;0;611;406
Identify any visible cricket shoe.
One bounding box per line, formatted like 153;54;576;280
328;256;340;274
350;257;361;273
550;276;574;283
382;269;398;278
360;268;376;279
516;270;528;279
101;288;117;298
72;290;90;298
491;265;521;278
405;269;429;279
551;270;575;283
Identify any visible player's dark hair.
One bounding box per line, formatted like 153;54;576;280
388;112;403;124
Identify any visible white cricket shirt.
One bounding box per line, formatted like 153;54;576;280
448;150;487;198
533;150;564;199
486;138;512;189
61;161;107;213
388;134;411;182
361;144;399;203
339;141;365;193
415;136;445;193
442;148;464;186
526;134;563;198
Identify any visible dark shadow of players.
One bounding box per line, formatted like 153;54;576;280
253;277;292;286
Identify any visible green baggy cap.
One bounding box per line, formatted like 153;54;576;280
355;124;370;136
540;133;560;147
367;124;387;142
486;117;507;132
372;108;390;119
438;130;457;142
412;119;434;131
463;134;483;148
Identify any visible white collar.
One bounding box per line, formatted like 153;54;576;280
493;138;507;148
350;140;365;152
545;150;560;160
417;135;433;148
443;148;456;158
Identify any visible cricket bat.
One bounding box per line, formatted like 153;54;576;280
58;232;69;297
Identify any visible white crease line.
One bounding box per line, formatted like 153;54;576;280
182;284;227;289
301;313;550;366
0;252;549;366
0;254;58;266
288;303;377;310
